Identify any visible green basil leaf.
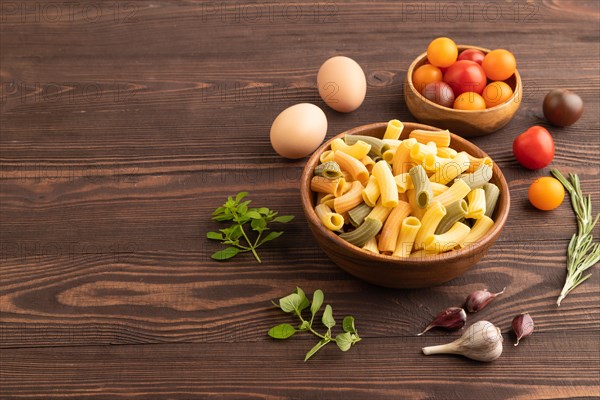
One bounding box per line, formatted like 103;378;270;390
211;247;240;261
246;211;262;219
235;192;248;202
212;214;233;221
237;203;248;215
295;287;310;312
335;332;353;352
259;231;284;245
299;321;310;331
251;218;267;232
278;293;301;313
229;225;243;240
206;231;224;240
258;207;270;215
212;206;227;216
273;215;295;223
304;339;329;362
310;289;324;317
268;324;296;339
342;316;356;334
322;304;335;329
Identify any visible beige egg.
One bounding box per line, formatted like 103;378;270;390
270;103;327;159
317;56;367;113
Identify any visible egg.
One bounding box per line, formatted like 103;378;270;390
317;56;367;113
270;103;327;159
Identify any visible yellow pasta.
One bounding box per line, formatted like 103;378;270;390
382;139;402;149
437;146;458;159
430;182;449;196
361;155;376;173
310;176;345;197
429;151;470;184
392;138;417;175
383;119;404;140
362;175;381;207
342;170;354;183
432;179;471;207
466;188;486;219
422;154;454;172
413;201;446;250
382;147;397;164
320;150;335;163
366;202;393;224
362;236;380;253
334;150;369;185
409;142;437;163
406;189;426;219
378;201;412;254
315;203;345;231
424;222;471;253
319;193;336;209
465;153;494;173
394;173;414;193
333;181;364;214
393;216;422;258
372;160;398;208
409;129;451;148
460;215;494;247
331;138;371;160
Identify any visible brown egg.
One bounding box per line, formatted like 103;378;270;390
270;103;327;159
317;56;367;113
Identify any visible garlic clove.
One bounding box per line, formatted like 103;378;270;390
422;320;503;362
417;307;467;336
512;312;534;346
464;287;506;313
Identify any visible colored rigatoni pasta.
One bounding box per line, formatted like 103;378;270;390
393;216;422;258
461;215;494;247
362;175;381;207
466;188;486;219
458;164;493;189
435;199;468;234
339;217;382;247
394;173;413;193
432;179;471;207
430;182;449;196
409;129;451;148
465;153;493;173
334;150;369;185
315;203;344;231
362;237;379;253
366;202;393;224
392;138;417;175
331;138;371;160
320;150;335;163
372;160;398;208
437;146;458;159
378;201;412;254
361;155;375;173
333;181;364;214
429;151;470;184
409;142;437;163
314;161;343;179
383;119;404;140
413;201;447;250
344;135;387;156
348;203;373;227
424;222;471;253
409;165;433;209
483;183;500;218
311;176;345;197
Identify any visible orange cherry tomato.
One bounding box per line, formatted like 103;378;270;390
427;37;458;68
482;49;516;81
482;81;514;108
413;64;443;93
453;92;486;110
528;177;565;211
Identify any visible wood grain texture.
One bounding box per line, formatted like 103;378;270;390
1;0;599;398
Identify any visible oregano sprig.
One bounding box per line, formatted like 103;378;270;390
207;192;294;263
268;287;361;361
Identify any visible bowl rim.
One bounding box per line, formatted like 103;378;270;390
300;121;511;266
406;44;522;113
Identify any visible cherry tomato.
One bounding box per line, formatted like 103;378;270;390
528;177;565;211
457;48;485;65
443;60;487;95
482;49;516;81
513;126;554;170
412;64;443;94
453;92;486;110
427;37;458;68
543;89;584;127
482;81;514;108
422;81;455;108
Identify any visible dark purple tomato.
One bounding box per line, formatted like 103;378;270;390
422;81;455;108
543;89;583;127
457;48;485;65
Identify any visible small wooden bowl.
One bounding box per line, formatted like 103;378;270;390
404;45;522;137
300;122;510;288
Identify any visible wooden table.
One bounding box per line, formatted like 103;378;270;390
1;1;599;398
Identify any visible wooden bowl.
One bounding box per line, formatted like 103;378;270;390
300;122;510;288
404;45;522;137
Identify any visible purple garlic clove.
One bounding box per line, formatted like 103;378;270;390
465;287;506;313
417;307;467;336
512;312;534;346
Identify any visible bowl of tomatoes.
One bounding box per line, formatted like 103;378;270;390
404;38;522;137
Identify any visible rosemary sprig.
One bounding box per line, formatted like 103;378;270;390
550;169;600;306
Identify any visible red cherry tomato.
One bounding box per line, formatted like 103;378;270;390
457;48;485;65
513;126;555;170
443;60;487;95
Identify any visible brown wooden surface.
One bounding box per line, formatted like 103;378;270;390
1;0;599;399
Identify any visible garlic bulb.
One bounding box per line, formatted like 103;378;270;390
422;320;503;362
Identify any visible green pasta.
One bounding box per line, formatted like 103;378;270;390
435;199;468;234
483;182;500;218
344;135;389;156
457;164;493;189
314;161;342;179
339;217;382;247
409;165;433;208
348;202;373;227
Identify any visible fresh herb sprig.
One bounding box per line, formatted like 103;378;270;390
208;192;294;263
551;169;600;306
268;287;361;361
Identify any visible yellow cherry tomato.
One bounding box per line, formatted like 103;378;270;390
413;64;443;93
453;92;486;110
528;177;565;211
427;37;458;68
482;49;516;81
482;81;514;108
